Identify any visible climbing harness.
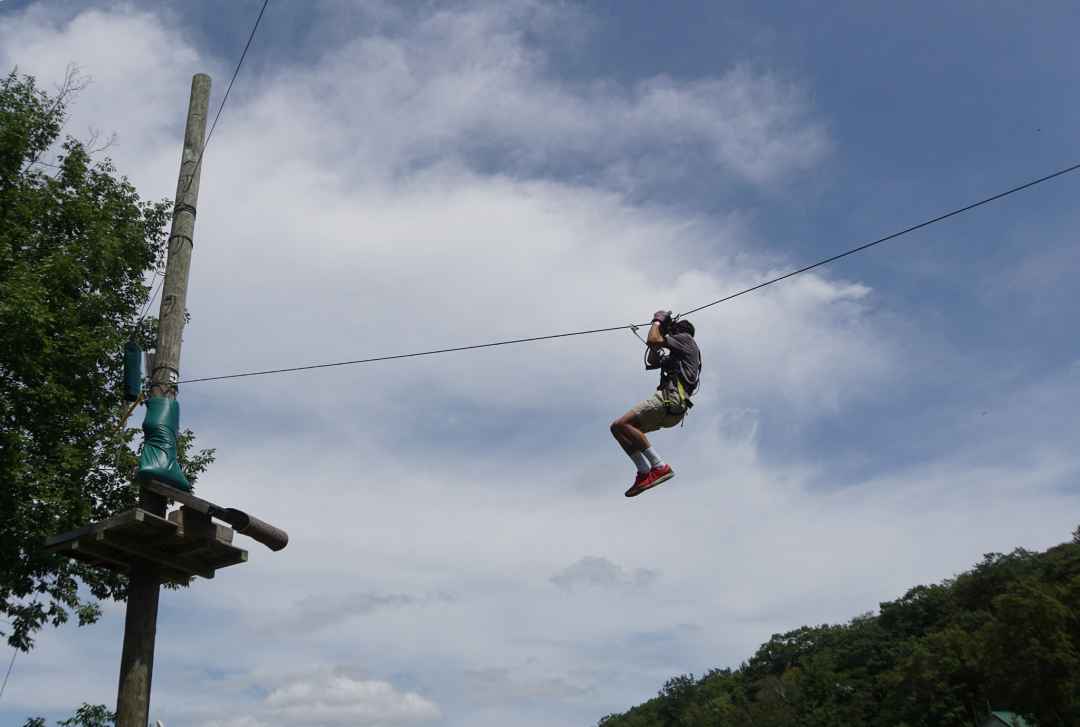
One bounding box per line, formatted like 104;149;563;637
628;324;697;423
662;377;693;417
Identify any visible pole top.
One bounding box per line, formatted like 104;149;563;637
191;73;212;98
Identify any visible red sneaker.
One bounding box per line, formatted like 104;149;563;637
640;464;675;493
624;470;649;497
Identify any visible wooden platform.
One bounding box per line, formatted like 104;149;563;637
45;508;248;583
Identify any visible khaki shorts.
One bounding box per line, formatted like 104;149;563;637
629;392;684;433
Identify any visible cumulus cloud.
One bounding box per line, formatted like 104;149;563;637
275;590;455;634
462;667;592;702
550;556;658;592
262;672;440;726
179;670;440;727
267;2;828;186
0;4;205;165
0;0;864;426
205;718;269;727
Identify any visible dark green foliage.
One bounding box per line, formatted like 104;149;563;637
598;534;1080;727
0;70;213;652
22;703;114;727
57;703;114;727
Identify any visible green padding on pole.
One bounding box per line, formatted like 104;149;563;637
136;396;190;491
123;341;142;402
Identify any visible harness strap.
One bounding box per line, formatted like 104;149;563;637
662;377;693;416
677;378;692;408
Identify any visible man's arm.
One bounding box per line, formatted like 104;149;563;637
645;340;664;369
647;321;668;348
647;310;671;348
644;310;670;369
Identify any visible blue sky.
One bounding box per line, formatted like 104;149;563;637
2;1;1079;726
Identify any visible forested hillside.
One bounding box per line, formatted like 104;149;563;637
598;532;1080;727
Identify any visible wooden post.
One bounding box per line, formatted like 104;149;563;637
115;73;211;727
150;72;211;403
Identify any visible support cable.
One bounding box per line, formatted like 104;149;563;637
184;0;271;191
0;646;16;702
132;0;270;334
135;272;165;326
176;160;1080;385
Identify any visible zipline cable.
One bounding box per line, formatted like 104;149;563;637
132;1;270;334
184;0;271;191
179;325;635;384
681;161;1080;316
177;160;1080;385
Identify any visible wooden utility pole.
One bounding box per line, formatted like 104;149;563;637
115;73;211;727
46;69;283;726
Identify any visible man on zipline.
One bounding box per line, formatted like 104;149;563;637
611;310;702;497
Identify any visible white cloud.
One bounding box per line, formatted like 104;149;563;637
551;556;658;592
461;667;593;702
263;672;440;726
0;4;205;170
266;2;828;186
0;2;854;421
204;717;269;727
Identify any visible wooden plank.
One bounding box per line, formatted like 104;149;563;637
114;509;178;537
47;508;247;580
65;540;132;572
45;509;164;548
97;531;213;579
206;545;248;570
80;540;192;585
54;539;191;584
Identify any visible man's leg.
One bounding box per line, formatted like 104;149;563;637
611;412;651;454
612;399;676;495
611;412;652;478
615;415;668;473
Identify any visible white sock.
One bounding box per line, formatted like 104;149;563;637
643;447;664;468
629;451;650;473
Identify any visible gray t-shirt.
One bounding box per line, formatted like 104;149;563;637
658;332;701;396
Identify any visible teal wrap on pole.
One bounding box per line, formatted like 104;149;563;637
136;396;190;491
123;341;142;402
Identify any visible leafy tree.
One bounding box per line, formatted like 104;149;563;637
57;703;114;727
981;579;1077;723
598;529;1080;727
22;703;114;727
878;584;952;639
885;623;986;726
0;69;213;652
657;674;697;726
